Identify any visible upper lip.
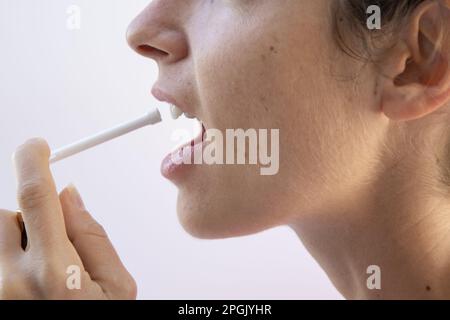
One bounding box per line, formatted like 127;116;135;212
151;85;196;117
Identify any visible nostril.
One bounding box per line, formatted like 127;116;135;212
137;44;169;59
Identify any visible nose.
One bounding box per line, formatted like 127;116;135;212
126;1;189;64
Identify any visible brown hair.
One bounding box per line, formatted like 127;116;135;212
335;0;450;188
334;0;426;60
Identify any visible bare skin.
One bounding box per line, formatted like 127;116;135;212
1;0;450;299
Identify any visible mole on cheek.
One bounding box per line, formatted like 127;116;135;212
270;46;278;54
260;96;269;112
426;286;431;291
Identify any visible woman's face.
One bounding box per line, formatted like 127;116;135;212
127;0;384;238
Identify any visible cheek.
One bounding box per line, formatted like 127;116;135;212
198;47;279;128
192;14;299;129
194;17;332;132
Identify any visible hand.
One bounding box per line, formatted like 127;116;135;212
0;138;137;300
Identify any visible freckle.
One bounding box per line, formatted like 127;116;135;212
270;46;278;54
261;54;266;61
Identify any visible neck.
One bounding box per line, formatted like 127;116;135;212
289;154;450;299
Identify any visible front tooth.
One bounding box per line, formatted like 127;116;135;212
184;113;196;119
170;104;183;119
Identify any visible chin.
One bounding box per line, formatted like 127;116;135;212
176;193;236;240
175;187;283;240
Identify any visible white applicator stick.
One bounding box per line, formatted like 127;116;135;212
49;108;162;164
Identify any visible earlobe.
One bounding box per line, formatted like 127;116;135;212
379;1;450;122
381;81;450;121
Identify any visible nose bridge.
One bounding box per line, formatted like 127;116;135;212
126;0;189;63
129;0;176;34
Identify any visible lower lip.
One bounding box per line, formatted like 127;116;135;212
161;125;206;181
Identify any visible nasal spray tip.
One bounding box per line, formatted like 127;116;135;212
49;107;163;164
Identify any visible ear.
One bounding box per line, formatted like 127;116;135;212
379;0;450;121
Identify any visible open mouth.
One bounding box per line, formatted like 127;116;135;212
175;115;207;157
151;86;209;178
151;86;207;149
170;103;207;145
160;116;207;179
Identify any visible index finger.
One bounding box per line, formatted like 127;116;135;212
12;138;67;250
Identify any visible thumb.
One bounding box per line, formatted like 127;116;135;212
59;184;137;299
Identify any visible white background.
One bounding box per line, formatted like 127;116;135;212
0;0;341;299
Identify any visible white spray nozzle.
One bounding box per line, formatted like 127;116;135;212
49;108;162;164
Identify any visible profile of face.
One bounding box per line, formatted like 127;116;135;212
126;0;450;239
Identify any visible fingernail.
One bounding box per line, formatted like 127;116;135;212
67;183;85;209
